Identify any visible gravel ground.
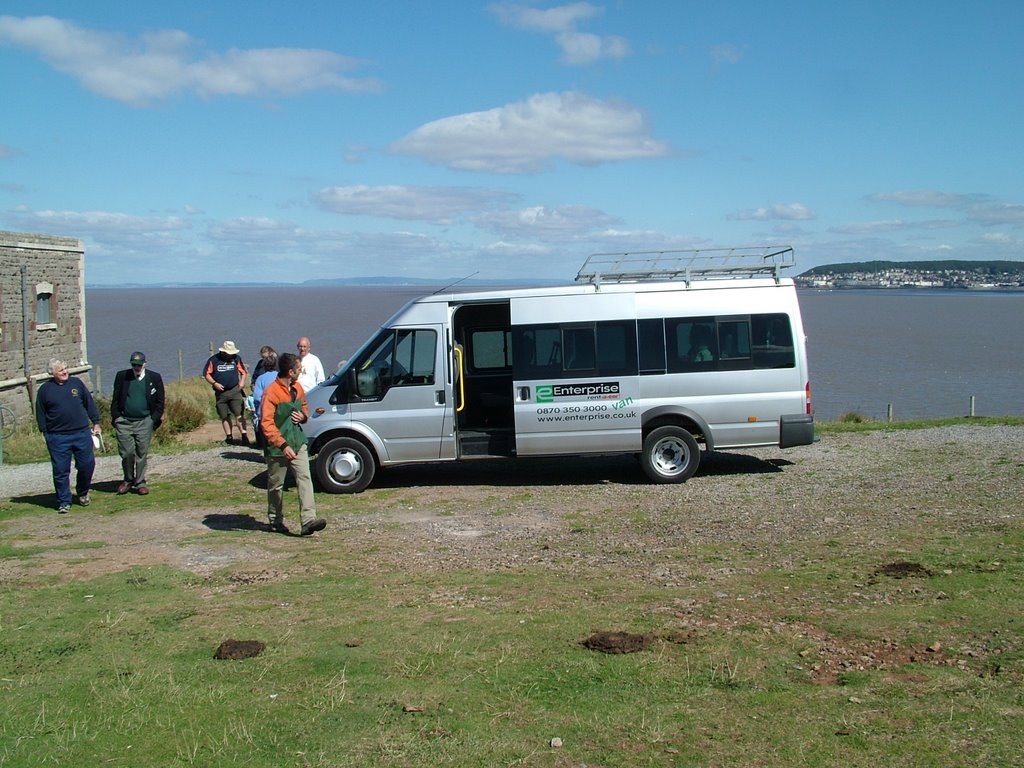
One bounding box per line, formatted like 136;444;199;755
0;444;237;498
2;425;1022;585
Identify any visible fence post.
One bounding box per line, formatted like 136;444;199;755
969;395;976;417
886;403;893;423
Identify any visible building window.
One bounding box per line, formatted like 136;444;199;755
35;282;55;329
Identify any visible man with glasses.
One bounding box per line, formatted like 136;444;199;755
34;358;102;513
111;351;165;496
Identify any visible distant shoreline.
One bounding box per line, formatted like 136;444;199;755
796;285;1024;294
86;282;1024;294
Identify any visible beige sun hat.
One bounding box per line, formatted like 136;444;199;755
219;340;240;355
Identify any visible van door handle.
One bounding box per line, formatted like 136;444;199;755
435;389;445;405
517;386;530;401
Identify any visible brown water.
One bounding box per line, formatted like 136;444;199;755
85;286;1024;421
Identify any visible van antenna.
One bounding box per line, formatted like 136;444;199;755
433;272;479;295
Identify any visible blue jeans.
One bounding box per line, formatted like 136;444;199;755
45;429;96;507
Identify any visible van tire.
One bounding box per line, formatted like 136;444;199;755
315;437;376;493
641;426;700;483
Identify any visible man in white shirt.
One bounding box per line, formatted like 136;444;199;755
296;336;325;392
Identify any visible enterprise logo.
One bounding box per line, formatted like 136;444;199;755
537;381;620;402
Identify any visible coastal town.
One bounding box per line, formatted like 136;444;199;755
795;260;1024;290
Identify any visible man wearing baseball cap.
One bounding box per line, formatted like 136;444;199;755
111;351;165;495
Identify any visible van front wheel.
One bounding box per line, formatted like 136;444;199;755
315;437;376;493
641;426;700;483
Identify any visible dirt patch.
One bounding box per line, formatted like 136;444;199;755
177;419;234;446
875;561;933;579
802;633;968;685
214;639;265;660
581;630;653;654
0;504;280;583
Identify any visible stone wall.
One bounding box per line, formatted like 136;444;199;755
0;230;90;417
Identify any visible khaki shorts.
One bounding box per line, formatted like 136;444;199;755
215;386;244;419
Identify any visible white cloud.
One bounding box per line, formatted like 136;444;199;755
0;15;380;105
556;31;629;65
475;204;619;238
710;43;743;68
866;190;988;208
967;202;1024;227
206;216;303;244
312;185;513;223
489;2;629;65
390;91;672;173
6;205;189;240
866;190;1024;229
729;203;816;221
490;1;600;32
829;219;960;234
828;219;907;234
980;232;1015;244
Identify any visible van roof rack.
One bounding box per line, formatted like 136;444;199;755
575;246;795;286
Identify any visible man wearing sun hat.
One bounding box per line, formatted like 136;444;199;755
203;340;249;444
111;351;165;495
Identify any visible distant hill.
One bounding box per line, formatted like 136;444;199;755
800;260;1024;277
88;276;563;289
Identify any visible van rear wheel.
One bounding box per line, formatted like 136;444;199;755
641;426;700;483
315;437;376;493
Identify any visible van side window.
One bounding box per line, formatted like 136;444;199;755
354;329;436;398
665;317;715;373
751;314;795;369
514;322;637;379
638;318;666;374
469;329;512;371
515;327;562;379
596;321;637;376
718;320;751;360
563;326;596;371
396;329;437;384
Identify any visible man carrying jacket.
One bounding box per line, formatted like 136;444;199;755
111;351;165;495
260;352;326;537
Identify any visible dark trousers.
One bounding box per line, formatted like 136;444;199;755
45;429;96;506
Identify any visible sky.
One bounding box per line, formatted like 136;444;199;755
1;1;1022;286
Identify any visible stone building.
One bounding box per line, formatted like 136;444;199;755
0;230;91;418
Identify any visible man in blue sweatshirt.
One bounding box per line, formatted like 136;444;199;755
34;358;102;513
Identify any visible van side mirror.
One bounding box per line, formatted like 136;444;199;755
329;367;356;405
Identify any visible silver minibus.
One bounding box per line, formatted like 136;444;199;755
304;247;814;492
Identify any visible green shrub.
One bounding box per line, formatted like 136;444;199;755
152;398;206;446
838;411;871;423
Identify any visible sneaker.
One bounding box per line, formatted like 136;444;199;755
78;493;91;507
300;518;327;537
58;504;71;514
135;485;150;496
117;482;131;495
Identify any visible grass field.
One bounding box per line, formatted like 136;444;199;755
1;407;1023;766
